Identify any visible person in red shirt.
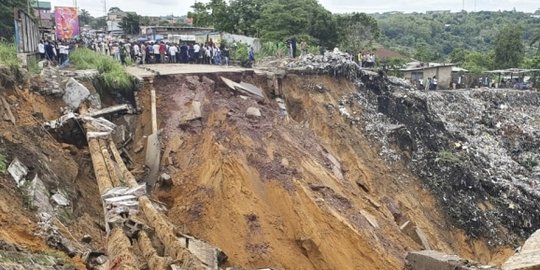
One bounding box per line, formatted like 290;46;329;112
159;42;166;63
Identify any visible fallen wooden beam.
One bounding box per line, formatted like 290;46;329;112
99;139;122;187
1;96;16;125
139;196;207;270
107;227;138;270
87;138;113;195
84;104;134;118
109;140;139;188
138;230;174;270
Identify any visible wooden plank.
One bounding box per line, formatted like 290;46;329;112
107;227;137;270
1;97;16;125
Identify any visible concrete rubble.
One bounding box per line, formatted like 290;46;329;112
246;107;262;118
7;158;28;187
405;250;496;270
63;77;90;109
503;229;540;270
221;76;265;99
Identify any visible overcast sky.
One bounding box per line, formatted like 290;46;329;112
49;0;540;17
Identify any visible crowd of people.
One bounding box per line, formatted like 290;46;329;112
86;38;244;66
38;40;76;65
358;52;376;68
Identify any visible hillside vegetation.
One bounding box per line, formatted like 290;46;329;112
373;11;540;61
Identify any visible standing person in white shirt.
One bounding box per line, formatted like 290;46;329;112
169;44;178;63
193;43;200;64
38;41;45;59
59;43;69;65
152;42;160;63
133;43;140;63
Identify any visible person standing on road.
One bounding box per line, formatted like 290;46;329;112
193;43;200;64
153;42;160;63
141;43;146;65
169;44;178;63
38;40;45;60
248;46;255;66
159;42;166;63
222;46;230;66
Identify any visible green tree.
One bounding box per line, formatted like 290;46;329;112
335;13;379;52
529;31;540;53
79;9;91;25
90;16;107;30
414;43;436;62
119;13;141;35
463;50;494;73
109;7;123;13
494;24;524;68
189;2;212;27
0;0;28;40
255;0;337;47
226;0;265;36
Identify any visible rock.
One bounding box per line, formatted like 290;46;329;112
502;229;540;270
29;174;54;214
81;235;92;244
160;173;172;185
86;93;102;110
281;158;289;167
51;193;70;206
95;255;107;265
63;78;90;109
360;210;379;228
246;107;262;118
7;158;28;187
406;250;496;270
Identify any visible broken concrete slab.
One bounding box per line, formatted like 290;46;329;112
238;82;265;98
181;101;202;122
246;107;262;118
502;229;540;270
221;77;265;99
144;133;161;191
51;192;70;207
29;174;54;214
405;250;496;270
63;78;90;109
8;158;28;187
178;234;225;269
87;93;102;110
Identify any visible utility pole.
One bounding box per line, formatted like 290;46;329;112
462;0;465;11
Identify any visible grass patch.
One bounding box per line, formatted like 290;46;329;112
0;41;18;69
520;158;539;171
436;150;460;164
70;48;136;93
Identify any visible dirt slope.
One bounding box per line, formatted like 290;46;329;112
147;73;512;269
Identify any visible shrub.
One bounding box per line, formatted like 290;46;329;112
0;41;19;69
70;48;135;93
436;150;460;164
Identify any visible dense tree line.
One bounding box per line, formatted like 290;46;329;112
188;0;379;49
374;11;540;61
0;0;29;40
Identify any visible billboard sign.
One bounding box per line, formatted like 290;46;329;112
55;7;79;40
